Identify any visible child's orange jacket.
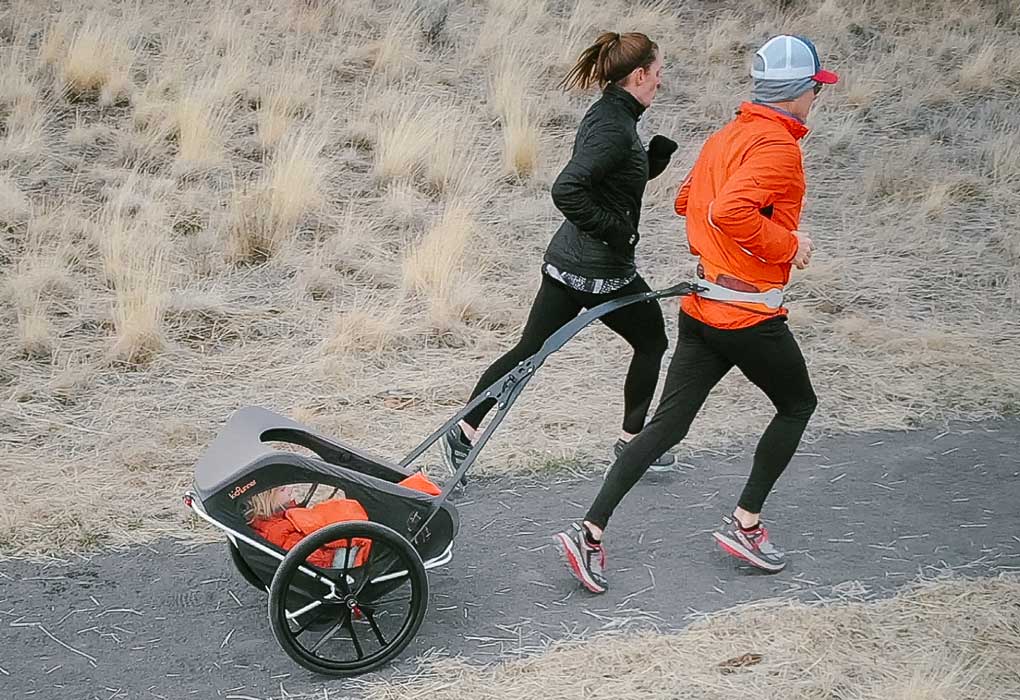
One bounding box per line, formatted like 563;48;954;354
250;472;442;568
675;102;809;329
251;498;373;567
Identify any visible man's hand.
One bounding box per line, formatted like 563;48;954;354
791;231;813;269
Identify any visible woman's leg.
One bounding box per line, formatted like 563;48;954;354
461;275;582;432
595;275;669;436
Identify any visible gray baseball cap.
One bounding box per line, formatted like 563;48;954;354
751;35;839;84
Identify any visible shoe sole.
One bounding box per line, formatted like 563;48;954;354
713;532;786;572
554;532;606;594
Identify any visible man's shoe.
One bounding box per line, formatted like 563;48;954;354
713;514;787;572
554;522;608;593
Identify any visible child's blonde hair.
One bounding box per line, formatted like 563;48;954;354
245;486;292;521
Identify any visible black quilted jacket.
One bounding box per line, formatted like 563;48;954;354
544;84;676;280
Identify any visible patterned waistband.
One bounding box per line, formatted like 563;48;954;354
543;263;636;295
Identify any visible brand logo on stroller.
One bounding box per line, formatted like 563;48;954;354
228;480;257;500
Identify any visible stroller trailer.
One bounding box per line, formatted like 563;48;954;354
183;282;702;676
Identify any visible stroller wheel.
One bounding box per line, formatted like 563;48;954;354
227;539;268;591
268;520;428;677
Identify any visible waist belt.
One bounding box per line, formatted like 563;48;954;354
693;269;784;310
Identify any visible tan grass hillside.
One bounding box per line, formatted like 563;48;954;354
0;0;1018;555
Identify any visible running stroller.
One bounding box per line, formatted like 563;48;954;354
183;282;702;676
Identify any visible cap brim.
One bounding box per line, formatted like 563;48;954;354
813;69;839;84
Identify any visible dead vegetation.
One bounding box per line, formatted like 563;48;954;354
0;0;1018;555
343;576;1020;700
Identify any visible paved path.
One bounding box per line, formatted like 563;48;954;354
3;421;1018;699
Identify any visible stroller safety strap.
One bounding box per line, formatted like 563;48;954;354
693;278;784;310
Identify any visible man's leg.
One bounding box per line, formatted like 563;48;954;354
586;312;733;531
726;318;817;517
557;312;731;592
708;316;817;572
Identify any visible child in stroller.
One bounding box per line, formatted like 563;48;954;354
243;473;442;569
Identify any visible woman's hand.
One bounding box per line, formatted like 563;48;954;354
648;134;679;159
607;218;640;252
647;135;679;180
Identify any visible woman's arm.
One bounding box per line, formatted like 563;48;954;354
551;125;638;251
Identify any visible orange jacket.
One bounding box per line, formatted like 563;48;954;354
250;473;441;567
675;102;808;329
251;498;373;568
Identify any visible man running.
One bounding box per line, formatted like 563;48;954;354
556;35;838;592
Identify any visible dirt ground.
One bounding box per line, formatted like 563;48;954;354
3;420;1017;699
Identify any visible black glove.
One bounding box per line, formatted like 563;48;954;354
648;134;679;159
606;217;640;252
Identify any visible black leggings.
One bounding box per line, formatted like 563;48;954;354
586;310;817;528
462;273;668;435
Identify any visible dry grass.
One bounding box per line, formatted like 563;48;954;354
171;86;234;174
14;303;55;360
0;0;1018;556
490;41;542;179
371;98;474;190
228;128;327;261
59;19;134;105
99;176;170;364
0;172;31;228
403;202;486;334
1;93;49;163
343;576;1020;700
251;49;320;147
321;292;405;355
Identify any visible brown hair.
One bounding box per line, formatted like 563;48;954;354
559;32;658;91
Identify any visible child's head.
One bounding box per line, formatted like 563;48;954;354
245;486;292;521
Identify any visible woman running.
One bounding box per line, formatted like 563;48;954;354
441;31;681;475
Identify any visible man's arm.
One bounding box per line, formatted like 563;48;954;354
674;171;692;217
709;141;801;263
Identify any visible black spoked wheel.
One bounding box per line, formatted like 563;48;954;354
228;539;268;591
268;521;428;677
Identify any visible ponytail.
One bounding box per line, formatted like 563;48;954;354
559;31;658;92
